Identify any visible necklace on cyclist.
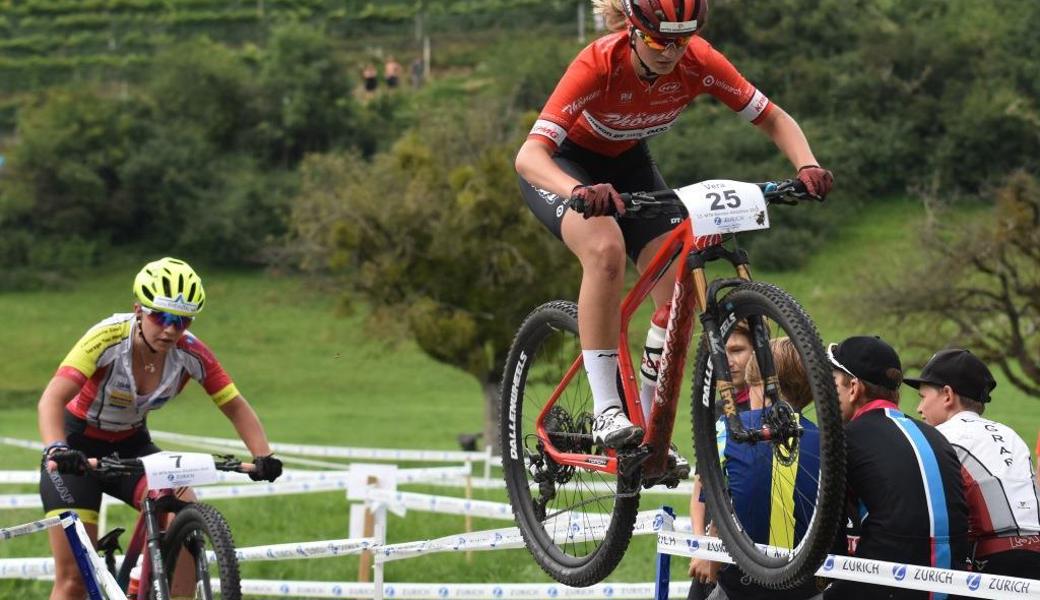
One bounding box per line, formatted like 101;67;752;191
134;318;158;373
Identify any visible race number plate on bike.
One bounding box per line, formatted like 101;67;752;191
140;452;219;489
676;180;769;236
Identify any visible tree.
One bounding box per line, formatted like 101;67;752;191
290;108;580;451
857;171;1040;398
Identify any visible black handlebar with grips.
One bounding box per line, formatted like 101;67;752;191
568;179;814;217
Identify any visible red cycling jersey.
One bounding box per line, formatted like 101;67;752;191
529;32;773;157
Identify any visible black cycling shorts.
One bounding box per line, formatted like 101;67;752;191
39;411;161;524
518;139;679;263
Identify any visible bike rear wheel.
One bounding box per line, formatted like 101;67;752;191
501;300;640;587
690;281;844;589
158;503;241;600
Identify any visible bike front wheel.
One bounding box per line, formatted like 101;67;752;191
158;502;241;600
501;300;640;587
690;281;845;590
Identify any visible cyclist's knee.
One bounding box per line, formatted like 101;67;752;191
580;238;626;280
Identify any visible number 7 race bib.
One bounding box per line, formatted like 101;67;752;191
676;180;770;236
140;451;220;489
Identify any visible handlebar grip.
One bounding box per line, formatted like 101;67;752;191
569;196;587;213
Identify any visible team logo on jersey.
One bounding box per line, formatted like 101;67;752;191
659;81;681;94
562;90;602;115
620;91;633;103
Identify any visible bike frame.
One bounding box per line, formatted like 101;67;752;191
114;488;179;600
534;216;753;479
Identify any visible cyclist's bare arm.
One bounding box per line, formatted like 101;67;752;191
515;139;583;199
219;395;274;457
754;105;820;171
38;376;81;447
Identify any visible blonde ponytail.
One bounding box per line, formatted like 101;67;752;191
591;0;629;33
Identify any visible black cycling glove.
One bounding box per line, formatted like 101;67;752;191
43;442;89;475
249;454;283;482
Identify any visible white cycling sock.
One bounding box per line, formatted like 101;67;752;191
583;349;622;417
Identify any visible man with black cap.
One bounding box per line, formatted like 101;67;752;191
906;348;1040;579
824;336;968;600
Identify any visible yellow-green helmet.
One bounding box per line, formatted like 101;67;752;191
133;257;206;317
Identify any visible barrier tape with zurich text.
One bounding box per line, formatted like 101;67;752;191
656;530;1040;600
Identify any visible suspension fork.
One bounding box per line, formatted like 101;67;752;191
141;496;172;600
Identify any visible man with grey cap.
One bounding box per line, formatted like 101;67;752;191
906;348;1040;579
824;336;968;600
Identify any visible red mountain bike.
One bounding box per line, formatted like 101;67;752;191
501;179;845;588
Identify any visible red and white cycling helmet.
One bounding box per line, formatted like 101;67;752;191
622;0;709;38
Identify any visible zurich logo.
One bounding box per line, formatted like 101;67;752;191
823;556;835;571
687;539;700;550
967;574;982;591
332;586;343;596
548;587;559;598
385;586;396;597
653;515;664;530
493;587;503;598
439;586;450;597
892;565;907;581
604;586;614;597
714;216;723;226
280;584;290;594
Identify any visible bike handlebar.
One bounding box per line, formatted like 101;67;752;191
569;178;815;216
84;454;255;475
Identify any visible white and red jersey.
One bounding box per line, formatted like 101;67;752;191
938;411;1040;540
57;313;240;440
528;32;773;157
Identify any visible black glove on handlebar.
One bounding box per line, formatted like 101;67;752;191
570;183;625;218
796;165;834;200
43;443;90;475
249;454;283;482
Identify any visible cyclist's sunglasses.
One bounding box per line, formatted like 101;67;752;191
634;28;692;52
141;307;193;331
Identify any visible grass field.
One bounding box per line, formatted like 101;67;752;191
2;198;1037;595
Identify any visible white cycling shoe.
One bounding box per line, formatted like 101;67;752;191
592;406;644;449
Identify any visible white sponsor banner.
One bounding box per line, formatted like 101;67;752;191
1;516;61;540
366;489;515;520
141;451;219;489
0;494;42;509
657;531;1040;599
238;579;692;599
0;471;40;484
0;436;43;451
150;430;491;463
0;557;55;579
217;537;377;563
194;478;350;500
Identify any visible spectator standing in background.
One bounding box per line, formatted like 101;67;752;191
384;56;402;89
411;55;424;88
362;63;378;95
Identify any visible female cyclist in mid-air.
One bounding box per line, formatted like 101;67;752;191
515;0;833;460
38;257;283;600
